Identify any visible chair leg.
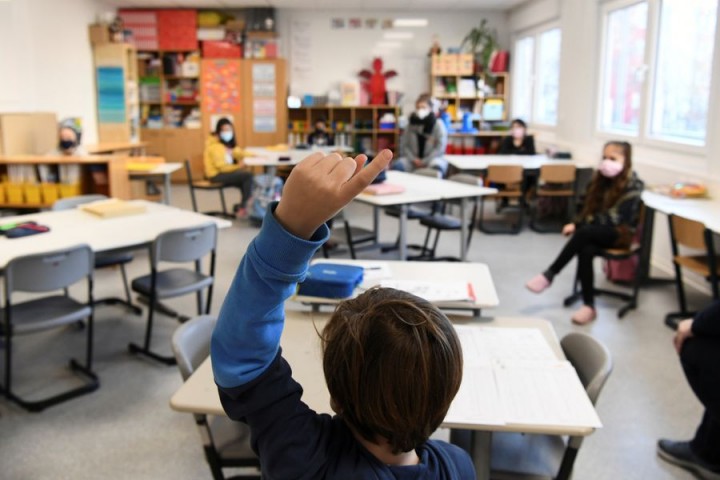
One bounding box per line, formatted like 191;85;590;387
189;185;199;213
556;445;579;480
93;264;143;315
563;268;583;307
128;295;176;365
205;286;214;315
344;221;357;260
219;189;228;216
196;291;204;316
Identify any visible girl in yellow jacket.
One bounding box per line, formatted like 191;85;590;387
204;118;254;218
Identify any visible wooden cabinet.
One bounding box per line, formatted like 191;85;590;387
140;127;203;182
93;43;140;143
0;113;58;155
241;59;287;147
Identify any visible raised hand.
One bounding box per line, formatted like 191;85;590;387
274;149;393;239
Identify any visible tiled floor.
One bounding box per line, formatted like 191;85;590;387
0;187;709;479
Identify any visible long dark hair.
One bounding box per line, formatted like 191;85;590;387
214;117;236;148
581;141;633;218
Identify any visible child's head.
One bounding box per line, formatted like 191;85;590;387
582;140;634;216
321;287;463;454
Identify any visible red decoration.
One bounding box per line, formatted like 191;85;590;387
358;58;397;105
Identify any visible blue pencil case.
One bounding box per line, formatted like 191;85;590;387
298;263;364;299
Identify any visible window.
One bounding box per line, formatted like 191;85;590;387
511;26;562;126
650;0;718;144
598;0;719;147
599;2;649;134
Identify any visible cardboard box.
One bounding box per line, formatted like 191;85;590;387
0;112;58;155
89;24;111;45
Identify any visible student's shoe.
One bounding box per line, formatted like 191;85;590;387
235;207;249;220
526;274;551;294
571;305;596;325
657;440;720;480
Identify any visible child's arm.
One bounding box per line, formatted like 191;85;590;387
211;149;393;394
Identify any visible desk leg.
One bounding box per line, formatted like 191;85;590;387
163;173;172;205
460;198;468;261
399;205;408;260
373;206;380;243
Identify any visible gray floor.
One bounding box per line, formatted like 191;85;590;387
1;187;710;479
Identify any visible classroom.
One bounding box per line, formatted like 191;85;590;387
0;0;718;479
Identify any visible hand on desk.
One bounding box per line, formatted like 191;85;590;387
275;149;393;239
674;319;694;354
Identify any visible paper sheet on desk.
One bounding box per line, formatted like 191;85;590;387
445;366;505;426
379;280;473;302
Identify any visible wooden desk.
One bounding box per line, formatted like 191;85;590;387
170;312;599;480
85;141;148;156
295;259;499;316
354;171;497;261
0;200;231;270
127;163;183;205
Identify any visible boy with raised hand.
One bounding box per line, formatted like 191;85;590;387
211;149;474;479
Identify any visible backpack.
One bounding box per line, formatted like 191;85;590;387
249;174;284;226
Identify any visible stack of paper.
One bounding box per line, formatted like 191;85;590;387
379;280;475;302
80;199;147;218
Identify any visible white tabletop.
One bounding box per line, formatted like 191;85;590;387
245;146;354;167
170;312;599;437
446;154;579;171
0;201;232;269
127;163;183;176
641;191;720;234
295;259;499;310
355;171;497;207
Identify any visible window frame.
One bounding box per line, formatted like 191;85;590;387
511;21;562;130
596;0;719;156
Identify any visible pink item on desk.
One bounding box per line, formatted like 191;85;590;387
363;183;406;195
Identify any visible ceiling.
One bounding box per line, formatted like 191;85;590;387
96;0;528;11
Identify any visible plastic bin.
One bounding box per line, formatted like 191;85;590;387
59;183;81;199
24;184;42;205
6;183;24;204
0;183;5;203
41;183;60;205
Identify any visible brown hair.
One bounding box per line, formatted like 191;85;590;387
321;287;463;454
581;141;633;218
416;93;432;105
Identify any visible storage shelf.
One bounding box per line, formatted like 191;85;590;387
164;100;200;106
164;75;200;80
0;202;52;209
449;131;510;137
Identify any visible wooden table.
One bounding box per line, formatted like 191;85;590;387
170;312;600;480
85;141;148;156
127;163;182;205
295;258;499;317
0;200;231;270
354;171;497;261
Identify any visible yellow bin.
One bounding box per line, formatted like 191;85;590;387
41;183;60;205
6;183;24;204
0;183;5;204
59;183;81;199
24;184;42;205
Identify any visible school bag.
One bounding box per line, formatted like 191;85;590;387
249;174;284;226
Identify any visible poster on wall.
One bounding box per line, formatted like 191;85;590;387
202;60;241;114
252;63;277;133
97;67;126;123
331;18;345;29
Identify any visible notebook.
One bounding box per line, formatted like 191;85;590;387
79;199;147;218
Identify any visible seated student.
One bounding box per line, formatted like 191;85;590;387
658;301;720;479
525;141;644;325
48;118;87;156
498;119;536;155
210;149;474;479
307;118;334;147
392;94;448;175
204;118;254;218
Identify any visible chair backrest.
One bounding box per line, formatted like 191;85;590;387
670;215;707;251
449;173;482;186
487;165;524;186
5;244;94;294
540;164;576;184
172;315;217;380
152;223;217;265
561;332;612;405
52;195;109;211
415;168;442;179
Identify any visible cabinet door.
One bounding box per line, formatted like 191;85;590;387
140;128;166;156
164;128;204;182
241;59;287;147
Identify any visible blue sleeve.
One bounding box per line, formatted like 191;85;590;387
210;202;329;388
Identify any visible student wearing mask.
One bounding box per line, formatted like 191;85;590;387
49;118;86;156
211;149;474;479
658;301;720;479
525;141;644;325
307;118;334;147
393;94;448;175
204;118;254;218
498;118;536;155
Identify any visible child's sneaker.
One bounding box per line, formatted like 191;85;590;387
571;305;597;325
235;207;249;220
526;274;551;294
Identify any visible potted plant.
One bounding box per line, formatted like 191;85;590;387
461;19;498;75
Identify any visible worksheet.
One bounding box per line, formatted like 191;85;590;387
445;365;505;426
379;280;474;302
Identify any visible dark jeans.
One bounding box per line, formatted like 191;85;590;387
681;335;720;465
547;224;619;306
212;170;253;208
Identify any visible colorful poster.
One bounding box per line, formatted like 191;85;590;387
349;18;362;29
252;63;277;133
201;60;241;114
331;18;345;29
97;67;126;123
365;18;378;29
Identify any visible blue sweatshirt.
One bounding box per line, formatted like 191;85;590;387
211;204;475;480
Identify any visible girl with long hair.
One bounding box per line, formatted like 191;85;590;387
525;141;644;324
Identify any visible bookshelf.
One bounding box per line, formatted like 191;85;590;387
93;43;140;144
287;106;400;156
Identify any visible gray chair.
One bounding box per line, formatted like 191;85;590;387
52;195;141;315
416;173;483;261
489;332;613;480
129;223;217;365
1;245;98;412
185;159;233;219
172;316;261;480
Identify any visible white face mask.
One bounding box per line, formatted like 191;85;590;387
598;158;624;178
416;108;430;120
219;131;234;143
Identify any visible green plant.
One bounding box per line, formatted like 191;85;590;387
460;19;498;73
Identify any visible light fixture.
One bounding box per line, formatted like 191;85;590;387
383;31;414;40
393;18;429;28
